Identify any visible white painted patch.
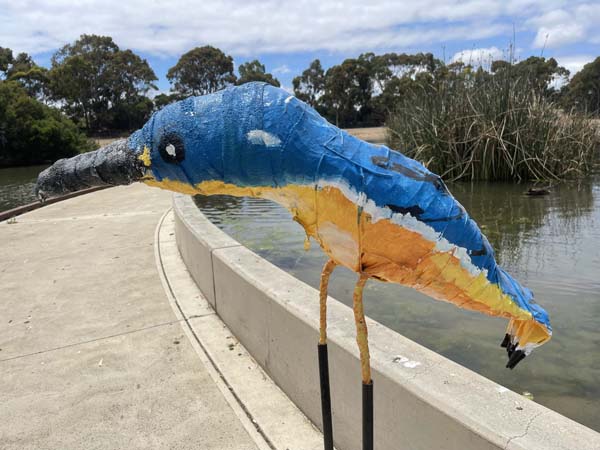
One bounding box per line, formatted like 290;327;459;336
318;221;359;267
284;95;294;103
165;143;176;157
246;130;282;147
518;342;542;355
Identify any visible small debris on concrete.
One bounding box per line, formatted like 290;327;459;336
98;358;103;367
392;355;408;364
392;355;421;368
522;391;534;400
404;360;421;369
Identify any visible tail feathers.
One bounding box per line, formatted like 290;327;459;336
500;318;551;369
501;333;527;369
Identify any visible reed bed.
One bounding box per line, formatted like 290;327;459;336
386;69;599;181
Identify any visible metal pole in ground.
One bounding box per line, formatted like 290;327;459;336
363;381;373;450
318;344;334;450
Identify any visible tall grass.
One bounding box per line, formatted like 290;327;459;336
386;67;599;181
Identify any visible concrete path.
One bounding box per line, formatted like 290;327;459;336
0;185;317;449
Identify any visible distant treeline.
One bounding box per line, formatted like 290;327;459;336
1;34;599;176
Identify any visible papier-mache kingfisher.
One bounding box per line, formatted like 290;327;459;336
36;82;552;382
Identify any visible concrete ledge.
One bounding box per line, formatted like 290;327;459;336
173;193;600;450
0;186;110;222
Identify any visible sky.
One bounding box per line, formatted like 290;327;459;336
1;0;599;93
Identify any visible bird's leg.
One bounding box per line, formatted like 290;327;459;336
353;273;373;450
353;273;371;384
318;259;336;450
319;259;337;344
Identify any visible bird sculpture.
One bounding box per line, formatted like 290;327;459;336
36;82;552;449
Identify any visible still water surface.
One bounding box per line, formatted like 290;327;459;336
0;165;48;212
195;178;600;432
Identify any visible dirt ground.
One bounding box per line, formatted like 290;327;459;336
93;136;126;147
345;127;388;144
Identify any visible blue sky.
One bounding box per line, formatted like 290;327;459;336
1;1;598;93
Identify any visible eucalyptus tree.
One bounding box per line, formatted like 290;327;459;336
48;34;157;130
236;59;280;87
167;46;236;96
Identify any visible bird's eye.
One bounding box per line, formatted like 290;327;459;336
158;133;185;164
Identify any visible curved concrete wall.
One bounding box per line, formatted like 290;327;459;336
173;193;599;450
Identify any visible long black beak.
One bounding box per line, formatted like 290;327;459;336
35;139;146;201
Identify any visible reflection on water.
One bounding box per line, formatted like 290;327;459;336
195;177;600;432
0;165;48;212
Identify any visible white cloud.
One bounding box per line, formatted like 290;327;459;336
530;3;600;49
451;46;505;67
0;0;571;57
272;65;292;74
554;55;596;78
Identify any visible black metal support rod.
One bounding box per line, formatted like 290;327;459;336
318;343;334;450
363;381;374;450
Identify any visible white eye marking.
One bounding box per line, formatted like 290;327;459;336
166;143;176;157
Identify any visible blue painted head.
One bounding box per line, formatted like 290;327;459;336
128;82;280;189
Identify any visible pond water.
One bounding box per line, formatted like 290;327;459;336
0;165;48;213
194;177;600;432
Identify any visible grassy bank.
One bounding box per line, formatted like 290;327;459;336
387;68;599;181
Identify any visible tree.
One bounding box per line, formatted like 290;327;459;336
293;59;325;108
359;52;438;94
167;46;236;96
321;58;372;127
360;52;440;123
491;56;569;95
111;95;154;130
48;34;157;131
0;47;13;76
236;60;280;87
564;57;600;115
0;80;95;166
153;92;184;110
5;52;48;99
103;49;157;129
0;48;48;99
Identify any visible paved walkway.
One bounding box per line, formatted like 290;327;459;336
0;185;264;449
